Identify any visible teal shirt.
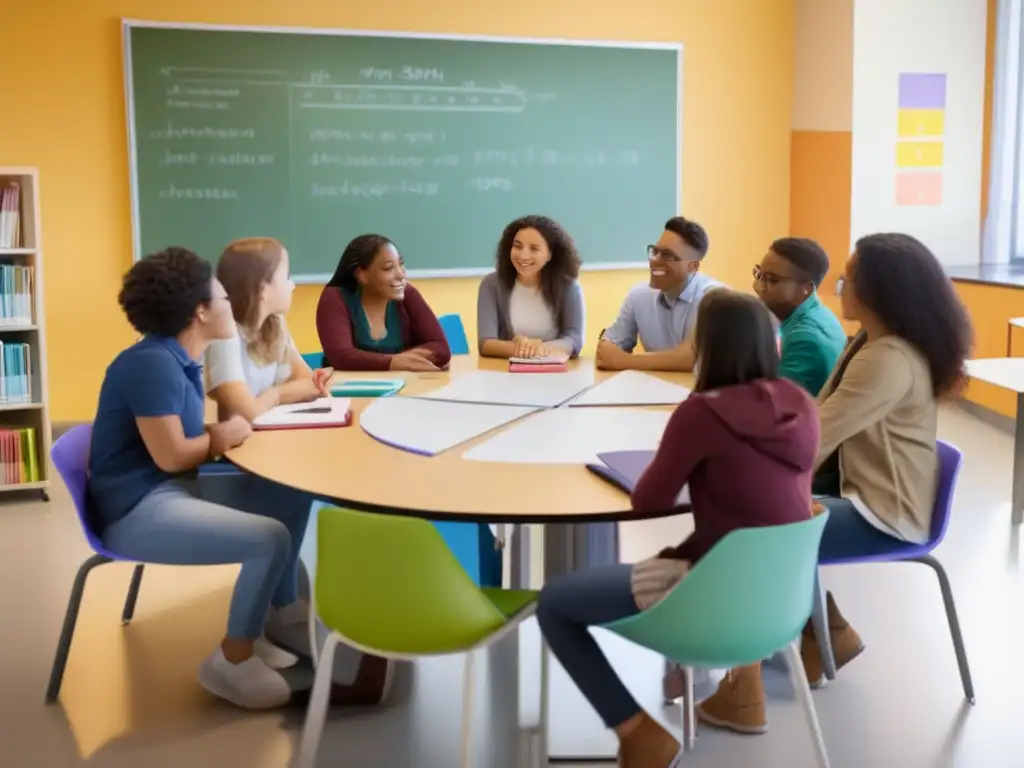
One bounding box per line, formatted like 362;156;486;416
340;287;404;354
778;293;847;397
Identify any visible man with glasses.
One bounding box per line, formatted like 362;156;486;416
752;237;847;396
596;216;720;372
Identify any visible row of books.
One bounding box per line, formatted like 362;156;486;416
0;264;34;326
0;183;21;249
0;426;39;485
0;342;33;404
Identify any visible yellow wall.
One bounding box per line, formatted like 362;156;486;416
0;0;794;421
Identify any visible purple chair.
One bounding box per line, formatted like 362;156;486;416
811;440;974;702
46;424;146;703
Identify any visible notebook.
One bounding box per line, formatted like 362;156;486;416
508;351;570;373
330;379;405;398
252;397;352;430
585;450;656;492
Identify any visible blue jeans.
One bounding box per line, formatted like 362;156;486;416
102;476;311;639
817;496;903;559
536;563;641;728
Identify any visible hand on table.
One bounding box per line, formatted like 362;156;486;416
596;338;630;370
513;336;550;359
312;367;334;396
209;415;252;457
390;348;440;372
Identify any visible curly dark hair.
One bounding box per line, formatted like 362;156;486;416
770;237;830;287
495;215;581;316
118;247;213;337
851;233;973;398
326;234;395;292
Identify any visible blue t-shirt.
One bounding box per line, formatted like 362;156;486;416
88;336;206;530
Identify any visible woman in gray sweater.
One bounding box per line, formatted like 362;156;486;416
476;215;585;359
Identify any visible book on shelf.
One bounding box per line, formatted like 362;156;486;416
0;341;32;404
0;183;21;249
0;263;33;326
0;426;39;485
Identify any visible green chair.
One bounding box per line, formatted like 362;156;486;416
601;514;831;767
291;507;539;768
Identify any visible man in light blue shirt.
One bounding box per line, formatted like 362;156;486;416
597;216;721;372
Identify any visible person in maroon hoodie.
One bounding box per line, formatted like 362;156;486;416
535;289;819;768
316;234;452;371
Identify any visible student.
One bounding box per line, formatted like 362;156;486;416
89;247;303;710
596;216;720;372
477;214;585;359
536;290;818;768
204;236;393;705
697;233;972;735
317;234;451;372
753;237;847;396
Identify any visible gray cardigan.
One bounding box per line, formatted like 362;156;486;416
476;271;585;357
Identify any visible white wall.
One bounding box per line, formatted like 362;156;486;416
850;0;988;267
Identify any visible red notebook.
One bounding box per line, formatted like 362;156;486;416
509;352;570;373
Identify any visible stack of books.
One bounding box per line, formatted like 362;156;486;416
0;426;39;485
0;183;21;249
0;342;33;403
0;263;33;326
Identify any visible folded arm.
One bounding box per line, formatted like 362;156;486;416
404;285;452;368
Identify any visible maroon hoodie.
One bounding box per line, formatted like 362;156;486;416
632;378;819;564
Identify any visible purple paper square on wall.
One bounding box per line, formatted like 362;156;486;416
898;73;947;109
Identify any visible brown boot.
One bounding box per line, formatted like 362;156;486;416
617;712;681;768
695;663;767;735
662;661;686;704
801;591;866;688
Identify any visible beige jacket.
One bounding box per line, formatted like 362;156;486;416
817;335;938;540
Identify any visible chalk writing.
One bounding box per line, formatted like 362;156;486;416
470;148;640;167
312;181;441;198
166;84;241;99
309;70;331;85
166;99;231;111
209;152;275;166
308;129;446;144
158;150;198;166
158;184;239;201
359;68;393;83
149;122;256;140
309;153;426;169
434;154;459;167
468;177;513;192
400;66;444;83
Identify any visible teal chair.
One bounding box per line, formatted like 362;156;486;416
438;313;470;355
301;351;324;369
602;515;831;767
292;507;538;768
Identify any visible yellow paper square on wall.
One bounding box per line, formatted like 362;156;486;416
897;108;945;137
896;141;943;168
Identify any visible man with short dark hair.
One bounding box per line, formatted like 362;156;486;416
597;216;721;372
752;237;847;396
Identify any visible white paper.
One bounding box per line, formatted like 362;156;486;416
359;397;539;456
569;370;691;407
509;351;570;364
463;407;671;464
414;369;595;408
252;397;351;428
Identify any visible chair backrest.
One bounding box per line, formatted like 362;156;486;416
301;351;325;369
316;507;506;654
437;314;470;355
51;425;110;555
929;440;963;545
603;514;829;668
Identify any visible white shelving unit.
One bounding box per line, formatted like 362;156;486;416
0;168;51;500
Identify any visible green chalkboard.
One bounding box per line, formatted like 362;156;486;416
124;22;681;280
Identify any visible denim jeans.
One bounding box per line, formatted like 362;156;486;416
103;476;311;639
816;495;904;559
536;563;641;728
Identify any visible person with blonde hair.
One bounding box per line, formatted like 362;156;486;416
203;236;394;706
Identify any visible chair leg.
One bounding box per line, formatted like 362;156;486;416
46;554;112;703
291;633;340;768
460;650;477;768
811;570;837;682
784;642;831;768
681;666;695;753
912;554;976;703
121;564;145;626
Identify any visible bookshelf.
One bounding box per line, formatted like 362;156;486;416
0;168;50;501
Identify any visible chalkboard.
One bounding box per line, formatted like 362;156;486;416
124;22;681;280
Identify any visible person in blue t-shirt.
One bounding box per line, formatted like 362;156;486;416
89;247;304;711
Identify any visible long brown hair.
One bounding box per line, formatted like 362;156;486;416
693;289;779;393
495;215;581;316
217;237;287;365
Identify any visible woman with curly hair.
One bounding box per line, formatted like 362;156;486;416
316;234;451;372
477;214;586;359
88;248;304;711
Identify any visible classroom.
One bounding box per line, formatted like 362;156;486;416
2;0;1021;765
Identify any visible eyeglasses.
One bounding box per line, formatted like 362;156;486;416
835;276;846;296
752;266;803;287
647;245;685;263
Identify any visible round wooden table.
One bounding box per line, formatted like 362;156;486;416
226;355;694;523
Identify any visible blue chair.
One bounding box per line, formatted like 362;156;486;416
301;351;324;369
812;440;975;702
601;516;831;765
438;314;470;355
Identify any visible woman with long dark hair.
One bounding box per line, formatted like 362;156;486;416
536;290;819;768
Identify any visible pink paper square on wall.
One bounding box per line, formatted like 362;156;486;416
895;172;942;206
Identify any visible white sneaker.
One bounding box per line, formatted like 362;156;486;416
198;648;292;710
254;635;299;670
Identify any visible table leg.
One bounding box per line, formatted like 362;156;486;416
1014;393;1024;526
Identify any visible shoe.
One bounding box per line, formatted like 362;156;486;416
254;635;299;670
662;661;686;704
801;591;866;688
695;663;767;735
197;648;291;710
617;712;681;768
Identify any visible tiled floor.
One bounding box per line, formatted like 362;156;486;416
3;404;1024;767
